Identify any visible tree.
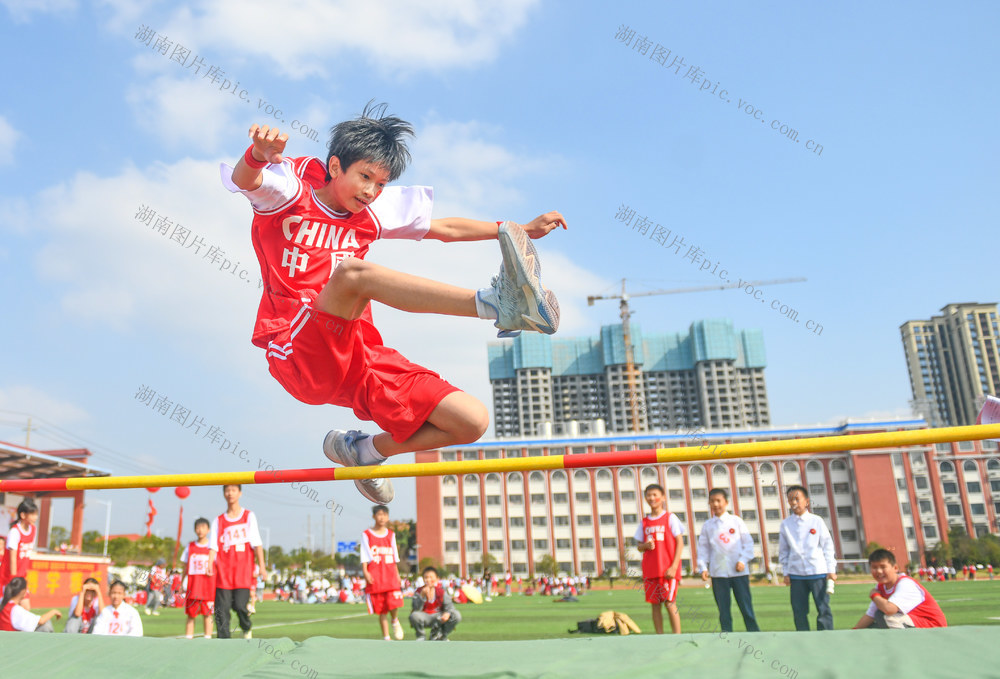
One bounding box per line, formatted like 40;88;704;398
536;554;559;578
862;541;886;558
48;526;70;548
470;552;501;576
927;539;952;567
107;537;135;567
81;530;104;555
418;556;443;574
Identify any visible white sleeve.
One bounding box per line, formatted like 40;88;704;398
128;606;144;636
887;579;925;614
633;523;645;543
92;608;111;635
219;160;301;213
11;604;40;632
369;186;433;240
180;546;189;564
669;514;686;536
391;532;400;563
360;532;373;564
696;523;711;572
819;519;837;572
865;601;877;618
738;518;755;565
209;518;220;553
6;527;21;552
247;512;263;548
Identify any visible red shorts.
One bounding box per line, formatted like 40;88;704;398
644;577;678;604
265;297;459;442
366;590;404;615
185;599;214;618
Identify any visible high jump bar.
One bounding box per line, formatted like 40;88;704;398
2;423;999;493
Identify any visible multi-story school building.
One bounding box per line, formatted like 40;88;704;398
414;418;1000;576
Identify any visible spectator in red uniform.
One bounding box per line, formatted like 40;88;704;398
409;566;461;640
209;485;267;639
853;549;946;629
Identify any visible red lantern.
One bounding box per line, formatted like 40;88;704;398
174;486;190;500
146;487;160;493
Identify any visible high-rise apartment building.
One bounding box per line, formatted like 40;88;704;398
487;320;769;437
901;303;1000;426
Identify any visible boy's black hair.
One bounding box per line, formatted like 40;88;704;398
108;579;127;593
643;483;665;495
326;101;414;182
708;487;729;500
785;484;809;498
868;548;896;566
422;566;439;577
372;504;390;516
223;484;242;492
194;517;211;530
0;576;27;611
84;577;100;585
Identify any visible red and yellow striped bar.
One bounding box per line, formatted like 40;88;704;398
2;423;999;492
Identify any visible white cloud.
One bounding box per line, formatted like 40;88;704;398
0;116;22;166
108;0;539;78
125;75;240;153
0;385;90;447
0;0;75;23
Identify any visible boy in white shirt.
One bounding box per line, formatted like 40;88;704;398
697;488;760;632
778;485;837;630
93;580;143;637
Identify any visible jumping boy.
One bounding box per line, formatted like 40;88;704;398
697;488;760;632
181;517;216;639
220;103;566;503
852;549;946;629
361;504;404;640
778;485;837;631
635;483;685;634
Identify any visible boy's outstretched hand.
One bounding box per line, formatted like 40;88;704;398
522;211;568;238
249;124;288;164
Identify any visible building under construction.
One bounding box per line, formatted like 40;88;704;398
487;320;770;437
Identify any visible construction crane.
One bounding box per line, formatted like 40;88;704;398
587;277;807;432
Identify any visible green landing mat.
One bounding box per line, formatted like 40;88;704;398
3;626;1000;679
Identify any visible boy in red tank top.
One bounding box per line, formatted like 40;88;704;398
361;505;405;640
182;517;216;639
209;485;267;639
853;548;946;629
634;483;685;634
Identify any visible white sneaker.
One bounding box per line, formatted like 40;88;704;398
243;630;252;640
392;619;404;640
323;430;394;503
494;221;559;336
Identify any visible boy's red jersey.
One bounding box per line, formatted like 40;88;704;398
0;523;36;587
361;528;400;594
639;512;682;580
211;509;260;590
184;541;216;601
241;156;431;350
875;575;947;628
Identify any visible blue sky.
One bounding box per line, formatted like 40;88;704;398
0;0;997;550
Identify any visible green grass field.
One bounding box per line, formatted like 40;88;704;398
69;579;1000;642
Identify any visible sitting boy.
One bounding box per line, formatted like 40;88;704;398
852;549;946;629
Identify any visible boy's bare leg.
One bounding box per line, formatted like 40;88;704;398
651;604;664;634
185;617;195;638
316;258;477;321
667;602;681;634
372;392;488;457
204;614;213;637
379;613;391;638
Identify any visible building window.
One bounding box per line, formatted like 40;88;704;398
467;541;481;551
601;538;617;548
896;478;907;490
833;483;850;494
741;510;757;521
465;518;480;528
947;504;962;517
901;502;910;515
575;492;590;503
509;494;523;504
694;511;709;521
621;491;636;501
623;514;638;524
443;497;458;506
577;515;592;526
768;532;780;543
923;525;937;539
967;482;982;494
600;514;616;525
554;516;570;526
808;484;825;497
942;482;958;494
765;509;781;520
486;495;501;505
836;506;854;518
444;519;458;528
813;507;829;518
489;540;504;551
533;539;548;550
465;496;479;506
553;493;568;503
532;516;547;527
510;517;525;527
445;541;459;551
840;530;857;542
738;487;754;497
762;486;778;496
692;488;707;498
669;489;684;500
919;500;932;513
531;494;546;504
914;476;929;490
579;538;594;548
971;503;986;516
556;539;571;549
511;540;526;550
488;518;502;528
598;492;614;501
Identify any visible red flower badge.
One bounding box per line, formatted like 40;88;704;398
809;528;817;534
729;528;736;534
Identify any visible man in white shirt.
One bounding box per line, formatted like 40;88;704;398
778;485;837;630
698;488;760;632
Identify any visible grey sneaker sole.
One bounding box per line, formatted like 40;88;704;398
498;222;560;334
354;477;395;503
